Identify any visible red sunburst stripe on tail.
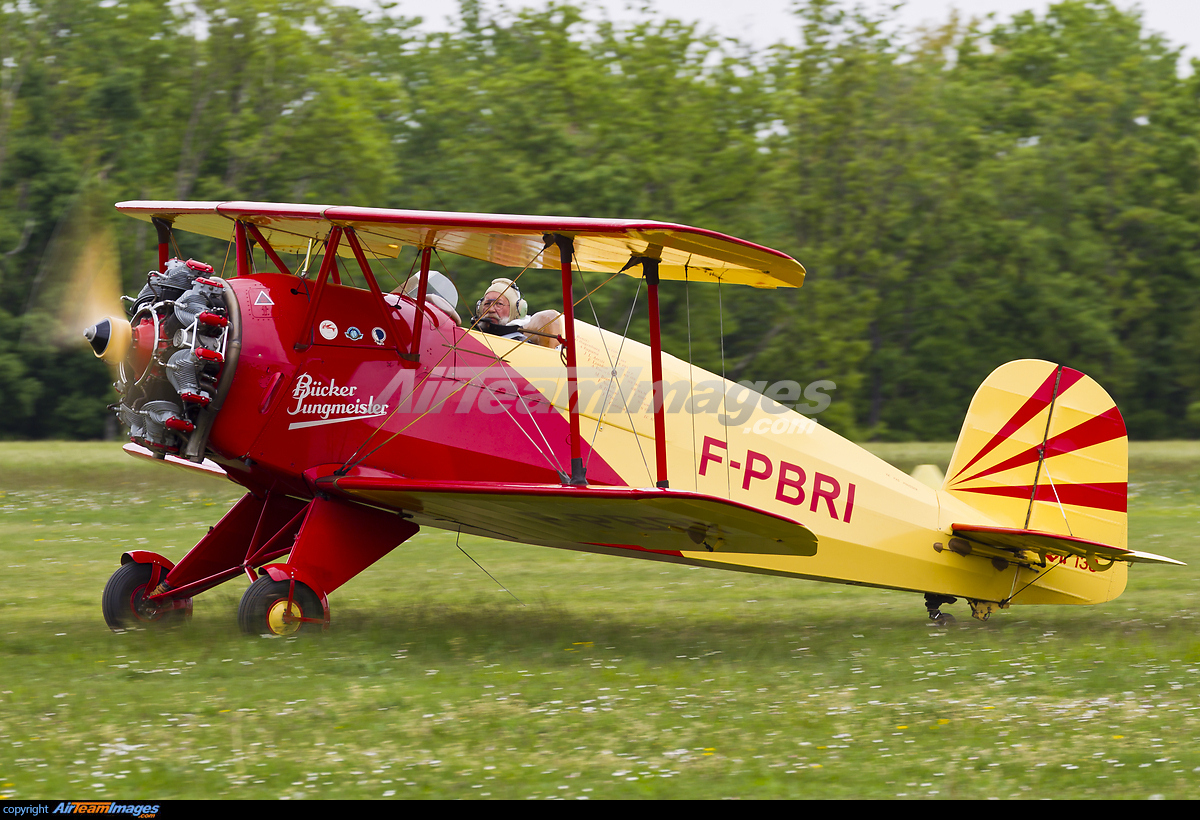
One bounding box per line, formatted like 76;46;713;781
953;405;1125;485
954;482;1127;513
950;366;1085;481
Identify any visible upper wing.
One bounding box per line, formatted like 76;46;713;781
952;523;1184;567
115;200;806;289
315;474;818;558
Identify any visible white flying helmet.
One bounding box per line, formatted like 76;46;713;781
477;277;528;320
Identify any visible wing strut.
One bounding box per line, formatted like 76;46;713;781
294;227;343;352
409;244;433;361
552;233;587;486
344;227;413;361
244;222;293;276
235;220;251;277
622;253;669;488
152;216;174;273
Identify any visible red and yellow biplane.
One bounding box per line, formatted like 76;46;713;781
86;200;1182;634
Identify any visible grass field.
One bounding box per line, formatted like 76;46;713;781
0;441;1197;799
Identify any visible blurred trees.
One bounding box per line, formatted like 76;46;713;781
0;0;1197;440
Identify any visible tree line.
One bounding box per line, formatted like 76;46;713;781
2;0;1198;441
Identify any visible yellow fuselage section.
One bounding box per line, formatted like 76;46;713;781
471;323;1126;607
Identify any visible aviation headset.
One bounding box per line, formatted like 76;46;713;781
476;278;528;320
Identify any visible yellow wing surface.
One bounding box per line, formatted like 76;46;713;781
114;201;806;289
314;475;818;560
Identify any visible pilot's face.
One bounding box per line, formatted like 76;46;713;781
480;291;511;323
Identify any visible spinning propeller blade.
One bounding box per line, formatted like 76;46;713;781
21;188;129;365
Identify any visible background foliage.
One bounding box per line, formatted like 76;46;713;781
2;0;1198;441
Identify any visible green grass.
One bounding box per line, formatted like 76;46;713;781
1;442;1198;799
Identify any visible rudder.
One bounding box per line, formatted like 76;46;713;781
943;359;1127;550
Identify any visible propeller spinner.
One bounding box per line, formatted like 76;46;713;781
83;315;132;365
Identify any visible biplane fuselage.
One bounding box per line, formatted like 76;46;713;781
206;272;1124;607
93;201;1171;634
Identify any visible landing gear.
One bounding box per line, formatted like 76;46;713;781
968;599;1004;621
924;593;957;626
101;562;192;631
237;576;324;636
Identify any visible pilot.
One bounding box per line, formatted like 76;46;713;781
474;278;564;349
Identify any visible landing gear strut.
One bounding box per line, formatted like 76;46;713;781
924;593;957;626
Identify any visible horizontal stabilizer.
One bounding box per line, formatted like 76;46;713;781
317;475;817;558
952;524;1184;567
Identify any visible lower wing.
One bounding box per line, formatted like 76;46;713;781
316;474;817;559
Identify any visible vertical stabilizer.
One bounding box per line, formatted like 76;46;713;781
943;359;1127;550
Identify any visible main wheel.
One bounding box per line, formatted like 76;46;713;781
238;576;323;636
101;562;192;631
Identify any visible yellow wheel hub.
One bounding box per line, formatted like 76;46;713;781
266;598;303;636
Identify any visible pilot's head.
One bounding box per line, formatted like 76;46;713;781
477;278;527;324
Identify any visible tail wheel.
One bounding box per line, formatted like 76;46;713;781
238;576;323;636
101;562;192;632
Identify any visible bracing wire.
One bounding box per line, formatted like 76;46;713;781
473;379;568;477
218;229;234;279
1004;559;1061;606
338;242;556;473
577;265;652;485
574;271;624;308
464;255;569;479
1042;464;1074;537
457;529;524;606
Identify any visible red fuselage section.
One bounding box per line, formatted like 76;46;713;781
208;274;620;497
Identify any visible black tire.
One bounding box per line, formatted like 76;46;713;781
101;562;191;632
237;576;323;635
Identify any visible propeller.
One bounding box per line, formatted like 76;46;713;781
21;186;131;366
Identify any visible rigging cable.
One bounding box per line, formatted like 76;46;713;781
577;265;652;485
433;246;568;477
337;241;555;474
1042;463;1074;537
457;529;524;606
1003;559;1061;607
217;228;235;279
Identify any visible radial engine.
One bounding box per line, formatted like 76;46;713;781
84;258;236;461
